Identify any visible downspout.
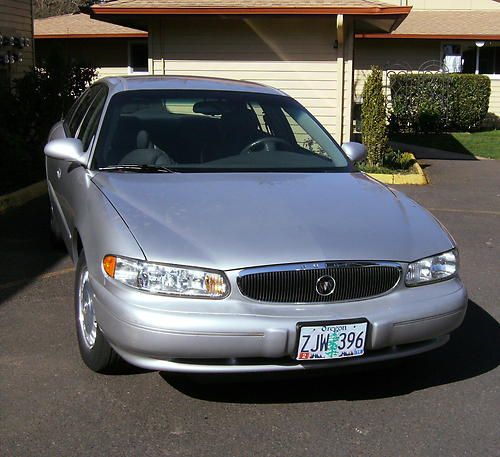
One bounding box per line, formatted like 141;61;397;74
336;14;345;143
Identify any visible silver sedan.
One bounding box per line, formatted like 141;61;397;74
44;76;467;374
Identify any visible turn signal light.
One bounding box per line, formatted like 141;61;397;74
103;255;117;278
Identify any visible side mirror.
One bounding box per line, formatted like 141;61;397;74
44;138;87;166
342;142;367;163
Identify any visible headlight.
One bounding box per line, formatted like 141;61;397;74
405;249;458;286
102;255;229;299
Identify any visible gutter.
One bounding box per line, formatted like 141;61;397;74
34;33;148;39
356;33;500;40
90;6;412;16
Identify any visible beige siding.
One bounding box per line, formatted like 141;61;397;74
35;38;146;80
150;16;341;138
489;79;500;118
0;0;34;83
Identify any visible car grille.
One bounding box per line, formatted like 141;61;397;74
237;262;401;303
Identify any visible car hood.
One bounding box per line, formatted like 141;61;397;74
92;172;454;271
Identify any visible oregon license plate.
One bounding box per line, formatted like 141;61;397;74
296;321;368;361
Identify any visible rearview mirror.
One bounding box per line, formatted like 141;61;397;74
44;138;87;166
342;142;367;163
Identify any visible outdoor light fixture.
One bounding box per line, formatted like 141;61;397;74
475;41;486;74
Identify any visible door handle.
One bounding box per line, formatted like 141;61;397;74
56;168;62;179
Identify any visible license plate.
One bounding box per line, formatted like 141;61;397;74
296;321;368;361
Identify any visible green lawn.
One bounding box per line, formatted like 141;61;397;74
391;130;500;160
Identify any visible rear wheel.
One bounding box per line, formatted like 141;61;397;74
75;251;121;373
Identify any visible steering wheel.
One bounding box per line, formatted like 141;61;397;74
240;137;293;155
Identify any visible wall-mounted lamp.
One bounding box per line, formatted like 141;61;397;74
475;41;485;74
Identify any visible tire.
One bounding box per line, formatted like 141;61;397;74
74;251;121;373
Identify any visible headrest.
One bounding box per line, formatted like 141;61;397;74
136;130;149;149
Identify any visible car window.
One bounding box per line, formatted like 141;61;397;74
78;86;108;152
65;97;81;128
248;101;273;135
93;89;349;172
281;108;327;157
67;86;102;137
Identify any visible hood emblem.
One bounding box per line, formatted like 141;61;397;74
316;275;336;296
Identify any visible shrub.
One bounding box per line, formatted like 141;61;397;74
384;150;416;170
361;66;390;166
0;52;96;194
390;73;491;133
358;150;415;174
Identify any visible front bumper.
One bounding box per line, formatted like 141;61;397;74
92;275;467;373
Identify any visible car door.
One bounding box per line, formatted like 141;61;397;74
47;85;107;254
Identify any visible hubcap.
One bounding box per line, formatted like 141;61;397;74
78;269;97;349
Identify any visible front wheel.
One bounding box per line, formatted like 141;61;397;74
75;251;121;373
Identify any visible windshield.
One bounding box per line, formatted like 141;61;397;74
92;90;350;172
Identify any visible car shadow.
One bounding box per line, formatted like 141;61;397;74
160;300;499;403
0;195;69;307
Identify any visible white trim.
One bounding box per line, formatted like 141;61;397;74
127;40;149;75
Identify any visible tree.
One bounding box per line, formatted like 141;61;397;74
33;0;90;19
361;66;390;167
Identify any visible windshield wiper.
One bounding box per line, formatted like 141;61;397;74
98;164;176;173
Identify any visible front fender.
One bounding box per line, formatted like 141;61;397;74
74;173;145;284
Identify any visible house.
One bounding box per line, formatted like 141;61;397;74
34;13;148;79
354;0;500;125
79;0;499;141
87;0;412;144
0;0;34;88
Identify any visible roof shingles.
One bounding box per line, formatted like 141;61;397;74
34;13;147;38
358;10;500;39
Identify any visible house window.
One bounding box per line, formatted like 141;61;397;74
443;44;463;73
443;42;500;76
128;41;148;74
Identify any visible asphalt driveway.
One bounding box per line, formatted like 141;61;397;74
1;156;499;457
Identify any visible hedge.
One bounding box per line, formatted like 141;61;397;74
361;67;389;166
389;74;491;133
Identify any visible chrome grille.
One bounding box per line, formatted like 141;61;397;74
237;262;401;303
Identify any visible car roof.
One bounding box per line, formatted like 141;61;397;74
99;75;288;97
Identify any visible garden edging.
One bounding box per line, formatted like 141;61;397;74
366;153;428;185
0;180;47;214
